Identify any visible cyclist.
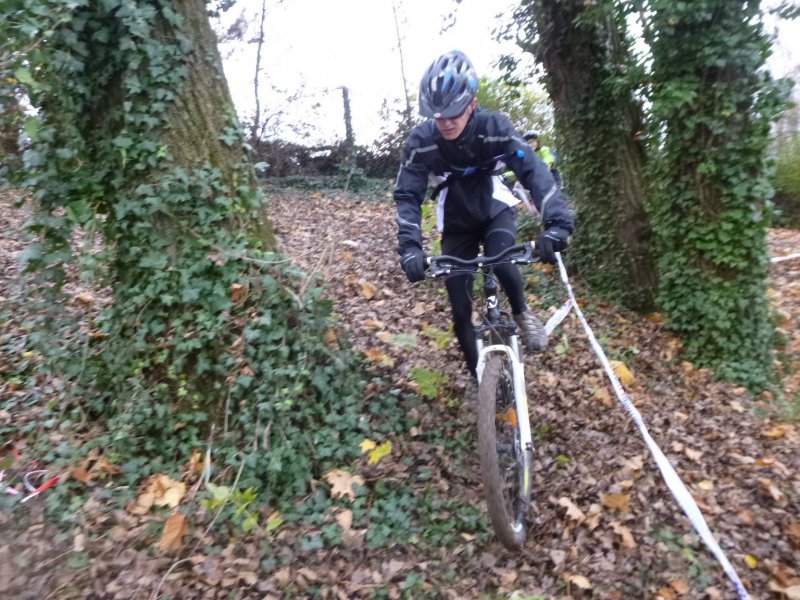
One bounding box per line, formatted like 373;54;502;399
525;132;562;189
394;50;574;388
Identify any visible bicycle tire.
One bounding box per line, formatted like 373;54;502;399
477;354;533;549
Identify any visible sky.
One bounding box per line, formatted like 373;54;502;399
215;0;522;145
214;0;800;146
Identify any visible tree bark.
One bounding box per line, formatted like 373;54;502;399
519;0;658;311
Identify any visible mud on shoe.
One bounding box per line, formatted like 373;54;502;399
514;309;547;352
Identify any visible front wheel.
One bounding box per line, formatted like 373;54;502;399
477;354;533;549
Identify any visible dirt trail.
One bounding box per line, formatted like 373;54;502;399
0;188;799;599
269;191;800;599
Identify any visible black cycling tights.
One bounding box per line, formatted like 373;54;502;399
442;208;527;377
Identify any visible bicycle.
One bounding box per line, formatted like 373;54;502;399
427;240;540;549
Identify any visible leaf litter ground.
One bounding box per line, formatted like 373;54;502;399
1;188;799;599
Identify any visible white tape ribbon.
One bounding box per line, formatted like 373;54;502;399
551;252;750;600
545;299;573;335
770;252;800;264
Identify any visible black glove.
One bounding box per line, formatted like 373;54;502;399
400;247;427;282
536;227;570;264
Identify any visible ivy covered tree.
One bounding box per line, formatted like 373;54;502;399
508;0;658;311
1;1;374;499
643;0;790;389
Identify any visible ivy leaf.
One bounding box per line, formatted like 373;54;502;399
23;117;40;142
113;136;134;149
13;67;35;86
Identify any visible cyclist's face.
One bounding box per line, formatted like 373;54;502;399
435;99;476;140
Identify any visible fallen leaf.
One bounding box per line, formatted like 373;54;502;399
158;512;188;552
359;439;377;453
760;478;787;504
685;447;702;462
231;283;246;303
744;554;757;569
768;582;800;600
557;497;586;524
564;573;592;590
670;579;690;594
187;449;203;476
376;331;393;344
272;567;292;586
73;532;87;552
324;469;364;501
335;509;353;532
411;302;427;316
592;387;614;407
325;329;337;345
600;492;630;513
363;348;394;367
499;569;518;590
763;425;787;439
75;292;94;305
772;564;796;587
696;480;714;492
368;440;392;465
155;478;186;508
610;521;637;549
729;400;745;413
550;549;567;566
297;567;319;582
130;474;186;515
130;491;156;515
364;319;385;331
703;586;724;600
266;511;283;532
624;455;645;471
611;360;635;387
788;521;800;546
540;371;558;389
96;458;122;475
656;587;677;599
737;509;755;525
70;466;92;483
359;281;378;300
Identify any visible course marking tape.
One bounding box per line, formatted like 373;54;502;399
551;252;750;600
545;299;572;335
770;252;800;264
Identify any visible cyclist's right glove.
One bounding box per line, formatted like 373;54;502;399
400;247;427;282
536;227;570;264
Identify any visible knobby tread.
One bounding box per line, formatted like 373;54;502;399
477;355;529;549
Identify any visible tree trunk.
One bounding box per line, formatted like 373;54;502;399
4;0;372;504
645;0;785;389
518;0;658;311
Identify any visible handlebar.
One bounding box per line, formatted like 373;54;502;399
426;240;539;278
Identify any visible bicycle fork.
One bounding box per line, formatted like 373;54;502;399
475;338;534;500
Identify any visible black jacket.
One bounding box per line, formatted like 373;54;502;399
394;110;574;253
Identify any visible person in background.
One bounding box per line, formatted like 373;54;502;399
525;132;562;189
393;50;574;392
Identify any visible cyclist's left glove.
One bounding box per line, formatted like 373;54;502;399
536;227;570;264
400;246;427;282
